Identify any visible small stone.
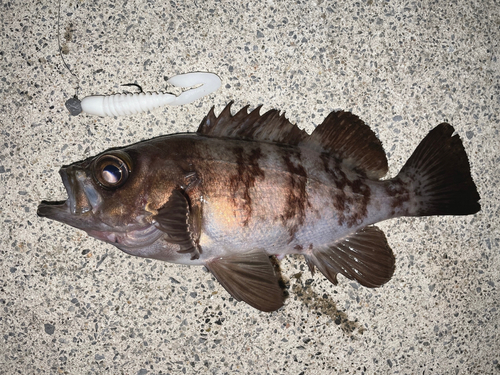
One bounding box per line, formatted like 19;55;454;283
44;323;55;335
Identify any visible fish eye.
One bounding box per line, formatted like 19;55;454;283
102;164;122;184
93;152;132;189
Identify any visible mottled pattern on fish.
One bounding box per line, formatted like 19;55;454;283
38;103;481;312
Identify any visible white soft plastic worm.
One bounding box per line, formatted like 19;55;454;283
78;72;221;117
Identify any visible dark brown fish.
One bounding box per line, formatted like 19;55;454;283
37;103;481;311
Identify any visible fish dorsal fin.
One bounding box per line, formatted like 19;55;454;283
153;189;201;260
302;111;388;179
198;104;387;178
305;225;395;288
197;102;309;145
205;249;285;312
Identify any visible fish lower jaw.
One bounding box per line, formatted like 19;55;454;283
87;225;163;249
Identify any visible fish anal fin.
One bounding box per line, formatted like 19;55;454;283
303;111;389;179
305;226;395;288
205;250;285;312
197;102;309;145
154;189;201;260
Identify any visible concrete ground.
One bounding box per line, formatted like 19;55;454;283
1;0;498;373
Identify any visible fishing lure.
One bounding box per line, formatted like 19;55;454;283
65;72;222;117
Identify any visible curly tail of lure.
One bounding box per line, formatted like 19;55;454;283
66;72;221;117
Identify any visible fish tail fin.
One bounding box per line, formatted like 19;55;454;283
395;123;480;217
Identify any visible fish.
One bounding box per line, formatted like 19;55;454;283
37;103;481;312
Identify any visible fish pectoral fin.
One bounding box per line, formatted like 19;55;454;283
205;250;285;312
305;226;395;288
153;189;201;260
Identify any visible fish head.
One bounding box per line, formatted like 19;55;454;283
37;148;166;249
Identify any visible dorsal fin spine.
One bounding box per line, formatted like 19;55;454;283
196;103;388;179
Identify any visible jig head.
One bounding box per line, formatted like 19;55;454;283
66;72;221;117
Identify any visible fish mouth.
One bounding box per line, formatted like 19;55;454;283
37;199;71;219
37;167;97;224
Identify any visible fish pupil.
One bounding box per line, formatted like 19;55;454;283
102;164;122;184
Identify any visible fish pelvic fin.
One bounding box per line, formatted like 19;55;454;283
205;250;285;312
305;226;395;288
393;123;481;217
